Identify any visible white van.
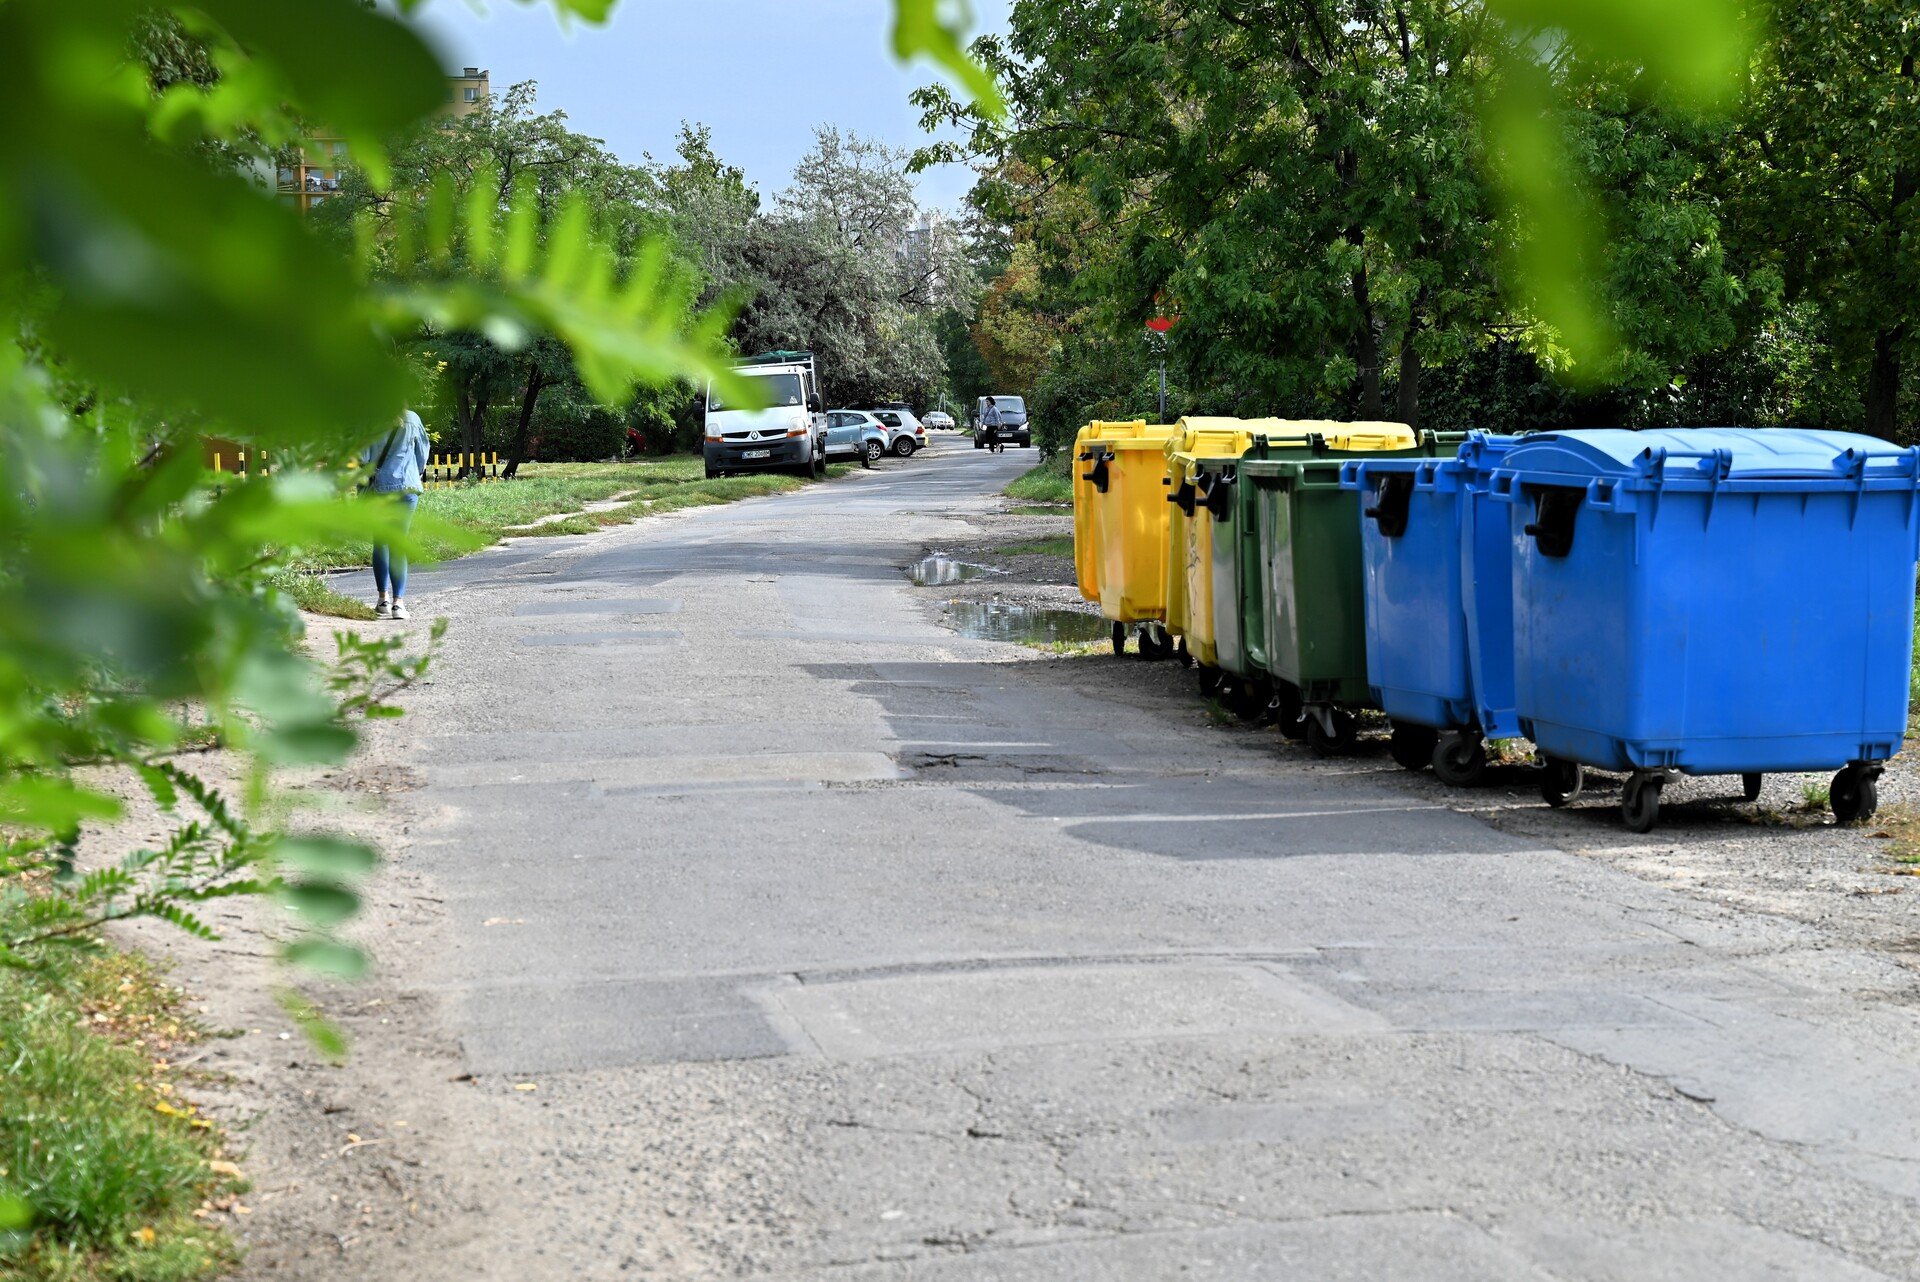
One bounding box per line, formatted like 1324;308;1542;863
704;351;828;479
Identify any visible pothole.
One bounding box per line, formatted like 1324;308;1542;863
907;554;1002;585
942;600;1107;644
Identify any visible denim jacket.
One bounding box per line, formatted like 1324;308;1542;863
361;411;431;493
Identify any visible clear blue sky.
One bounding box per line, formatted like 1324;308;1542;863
406;1;1011;210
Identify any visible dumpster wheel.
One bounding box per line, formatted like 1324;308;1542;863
1137;625;1173;662
1622;772;1666;834
1388;723;1438;772
1741;772;1764;803
1431;731;1488;787
1111;621;1127;657
1304;707;1356;756
1831;764;1882;824
1540;757;1585;808
1274;684;1308;741
1174;639;1194;668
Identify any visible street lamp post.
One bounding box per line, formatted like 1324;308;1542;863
1146;312;1176;423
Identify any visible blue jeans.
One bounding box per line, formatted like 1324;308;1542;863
371;491;419;598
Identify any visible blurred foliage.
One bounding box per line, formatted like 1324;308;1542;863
0;0;766;1257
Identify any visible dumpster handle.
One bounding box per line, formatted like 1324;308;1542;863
1363;472;1415;537
1638;446;1733;484
1080;452;1112;493
1523;485;1583;557
1204;472;1234;523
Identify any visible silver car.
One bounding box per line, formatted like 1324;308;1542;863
870;410;927;456
823;410;888;463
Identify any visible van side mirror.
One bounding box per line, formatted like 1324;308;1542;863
807;394;823;413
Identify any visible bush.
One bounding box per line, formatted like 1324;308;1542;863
530;388;627;461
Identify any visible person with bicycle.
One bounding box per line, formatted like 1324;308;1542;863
981;397;1005;452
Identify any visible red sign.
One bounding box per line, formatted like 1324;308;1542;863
1146;315;1176;334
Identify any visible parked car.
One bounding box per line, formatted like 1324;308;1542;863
873;402;926;432
971;395;1032;448
703;350;828;479
823;410;889;463
923;410;955;430
870;410;927;456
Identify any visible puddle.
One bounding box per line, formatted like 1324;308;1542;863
908;555;1002;586
1008;504;1072;516
942;601;1108;645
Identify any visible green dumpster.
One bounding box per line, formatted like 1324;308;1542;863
1189;422;1417;723
1240;429;1467;754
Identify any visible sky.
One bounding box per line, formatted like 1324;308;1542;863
406;1;1012;211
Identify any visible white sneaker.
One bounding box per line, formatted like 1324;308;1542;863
374;599;391;618
391;600;410;621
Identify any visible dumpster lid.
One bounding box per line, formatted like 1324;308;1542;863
1166;419;1257;465
1081;421;1179;451
1501;428;1920;486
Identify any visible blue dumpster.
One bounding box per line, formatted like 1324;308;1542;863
1489;428;1920;832
1340;433;1524;785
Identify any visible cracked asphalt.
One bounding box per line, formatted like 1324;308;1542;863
266;442;1920;1279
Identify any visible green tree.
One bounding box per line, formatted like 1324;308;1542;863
1728;0;1920;439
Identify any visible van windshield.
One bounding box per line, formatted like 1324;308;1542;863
984;397;1026;413
709;372;803;412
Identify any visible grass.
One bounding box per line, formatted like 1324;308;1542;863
1024;638;1105;657
0;944;241;1281
999;537;1074;558
1003;458;1073;506
285;457;832;574
264;568;376;621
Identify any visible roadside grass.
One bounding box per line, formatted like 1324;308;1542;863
1003;459;1073;506
0;940;240;1281
284;457;844;578
1911;613;1920;712
265;568;376;621
1025;638;1104;657
999;537;1074;558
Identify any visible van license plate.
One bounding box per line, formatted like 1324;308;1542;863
743;449;770;459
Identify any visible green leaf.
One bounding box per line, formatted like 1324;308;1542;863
274;835;378;881
0;1191;32;1231
276;882;359;927
892;0;1004;119
1485;54;1615;378
0;779;123;832
192;0;445;140
283;938;369;980
0;1189;31;1257
276;987;350;1064
1483;0;1753;110
257;722;359;766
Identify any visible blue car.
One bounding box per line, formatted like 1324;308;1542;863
824;410;888;464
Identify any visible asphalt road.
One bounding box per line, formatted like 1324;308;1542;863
377;442;1920;1279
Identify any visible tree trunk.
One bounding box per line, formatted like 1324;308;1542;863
1395;324;1421;429
454;382;492;479
502;364;548;479
1352;259;1383;418
1865;325;1904;441
1866;58;1916;442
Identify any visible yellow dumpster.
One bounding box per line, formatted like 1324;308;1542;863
1072;419;1181;655
1162;418;1261;669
